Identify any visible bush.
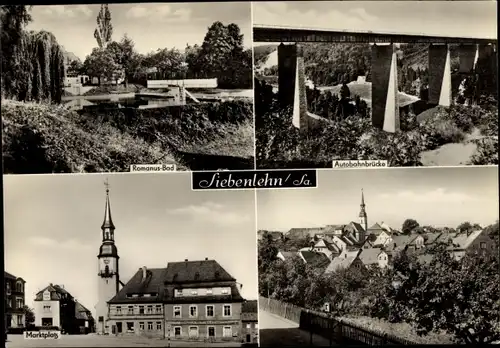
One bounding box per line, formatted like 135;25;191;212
469;138;499;165
419;118;466;151
2;100;183;173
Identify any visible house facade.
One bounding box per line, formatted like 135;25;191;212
108;259;246;343
5;272;26;332
34;284;94;334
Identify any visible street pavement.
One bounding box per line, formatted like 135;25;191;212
259;310;334;346
6;334;243;348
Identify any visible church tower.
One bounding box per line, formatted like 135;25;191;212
96;180;120;335
359;189;368;233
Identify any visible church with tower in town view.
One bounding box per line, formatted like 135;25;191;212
95;181;258;345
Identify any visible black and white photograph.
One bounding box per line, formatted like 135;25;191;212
1;3;254;174
257;166;499;345
4;173;258;347
253;1;498;169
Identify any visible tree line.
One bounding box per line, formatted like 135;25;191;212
68;5;252;89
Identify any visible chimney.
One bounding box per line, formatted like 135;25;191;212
184;259;188;262
205;257;208;261
142;266;147;280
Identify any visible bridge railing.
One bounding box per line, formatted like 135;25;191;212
259;296;418;345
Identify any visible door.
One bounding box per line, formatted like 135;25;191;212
246;334;251;342
116;322;122;333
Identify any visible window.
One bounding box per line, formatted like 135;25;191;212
43;305;51;313
174;327;181;337
189;326;199;338
480;242;487;249
17;315;23;326
223;326;232;338
173;306;181;318
16;299;23;309
16;282;23;293
156;322;162;330
221;288;229;295
189;305;197;318
126;322;134;332
116;306;122;315
208;326;215;337
98;316;104;322
147;322;153;330
146;305;153;314
139;322;144;330
191;289;198;295
139;306;145;314
206;305;214;317
223;305;231;317
127;306;133;315
42;318;53;326
175;289;183;297
255;323;258;329
155;305;162;313
6;283;11;294
246;323;251;329
8;299;12;308
206;288;213;295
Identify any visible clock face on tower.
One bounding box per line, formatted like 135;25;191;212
104;258;110;264
102;245;112;254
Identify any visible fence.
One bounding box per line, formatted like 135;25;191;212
259;296;417;345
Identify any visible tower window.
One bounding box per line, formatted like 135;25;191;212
105;265;110;274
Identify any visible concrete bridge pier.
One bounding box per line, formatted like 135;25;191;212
458;44;478;73
370;43;400;133
278;43;309;132
428;44;452;106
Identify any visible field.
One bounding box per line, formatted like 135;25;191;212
2;98;254;174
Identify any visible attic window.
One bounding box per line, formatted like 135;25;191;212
191;289;198;295
143;294;151;297
194;272;200;280
221;288;229;295
175;289;183;297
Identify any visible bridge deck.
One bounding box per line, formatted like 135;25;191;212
259;310;334;346
254;25;497;44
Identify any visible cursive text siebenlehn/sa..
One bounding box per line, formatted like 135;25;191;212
197;172;314;189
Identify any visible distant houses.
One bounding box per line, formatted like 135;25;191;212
4;272;26;333
261;190;498;278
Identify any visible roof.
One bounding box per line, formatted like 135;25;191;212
348;221;365;233
299;251;330;267
35;284;74;301
358;248;383;266
315;239;340;252
287;227;324;239
241;300;258;321
324;256;357;274
101;188;115;230
163;283;244;304
75;301;93;321
278;251;296;260
368;223;384;231
164;260;235;284
325;224;345;231
109;268;166;304
4;272;17;280
451;230;484;250
424;232;443;245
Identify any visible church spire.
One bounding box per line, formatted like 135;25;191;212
101;179;115;232
359;189;368;233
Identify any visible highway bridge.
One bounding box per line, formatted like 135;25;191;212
254;24;498;133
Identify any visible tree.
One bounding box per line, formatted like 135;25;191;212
23;305;35;327
67;59;83;76
1;5;32;98
258;232;279;275
402;218;419;235
83;48;120;85
106;35;136;87
93;4;112;49
145;48;184;80
405;251;500;343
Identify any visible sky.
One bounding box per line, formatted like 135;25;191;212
257;166;499;232
253;1;497;44
27;3;252;61
4;173;258;317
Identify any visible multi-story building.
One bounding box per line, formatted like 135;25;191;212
108;259;246;343
34;284;94;334
4;272;26;332
240;300;258;345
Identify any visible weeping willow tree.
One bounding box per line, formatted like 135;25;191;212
14;30;66;103
2;27;65;103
